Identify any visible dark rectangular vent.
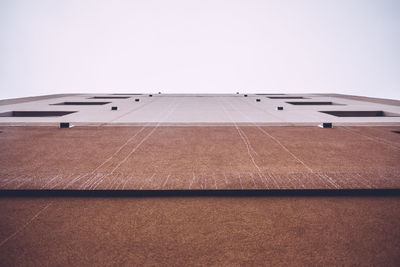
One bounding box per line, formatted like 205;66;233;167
60;122;73;128
89;96;131;99
286;101;335;105
0;111;76;117
52;102;110;105
320;111;400;117
268;97;307;99
392;131;400;134
319;122;333;128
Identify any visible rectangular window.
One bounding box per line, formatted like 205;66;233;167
51;102;111;105
89;96;131;99
320;111;400;117
286;101;337;105
256;94;286;95
268;97;308;99
0;111;76;117
111;94;142;95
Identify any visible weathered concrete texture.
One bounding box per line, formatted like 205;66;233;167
323;93;400;107
0;94;81;106
1;94;400;125
0;196;399;266
0;126;399;190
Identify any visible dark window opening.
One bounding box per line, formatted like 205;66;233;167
256;94;286;95
268;96;308;99
89;96;131;99
320;111;400;117
60;122;73;128
391;131;400;134
51;102;111;105
0;111;77;117
319;122;333;128
286;101;337;105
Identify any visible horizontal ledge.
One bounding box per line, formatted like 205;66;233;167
1;122;400;127
1;189;400;198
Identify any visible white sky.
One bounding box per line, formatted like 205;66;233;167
1;0;399;100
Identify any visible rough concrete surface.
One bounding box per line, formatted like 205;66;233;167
0;126;399;190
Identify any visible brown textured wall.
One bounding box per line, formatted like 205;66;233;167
0;196;399;266
1;126;399;190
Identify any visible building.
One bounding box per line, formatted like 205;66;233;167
0;93;399;266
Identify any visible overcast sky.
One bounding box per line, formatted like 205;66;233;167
1;0;399;100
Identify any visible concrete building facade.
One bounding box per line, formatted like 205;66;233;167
1;93;400;126
0;93;399;191
0;93;400;266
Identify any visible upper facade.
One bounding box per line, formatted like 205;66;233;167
0;93;399;126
